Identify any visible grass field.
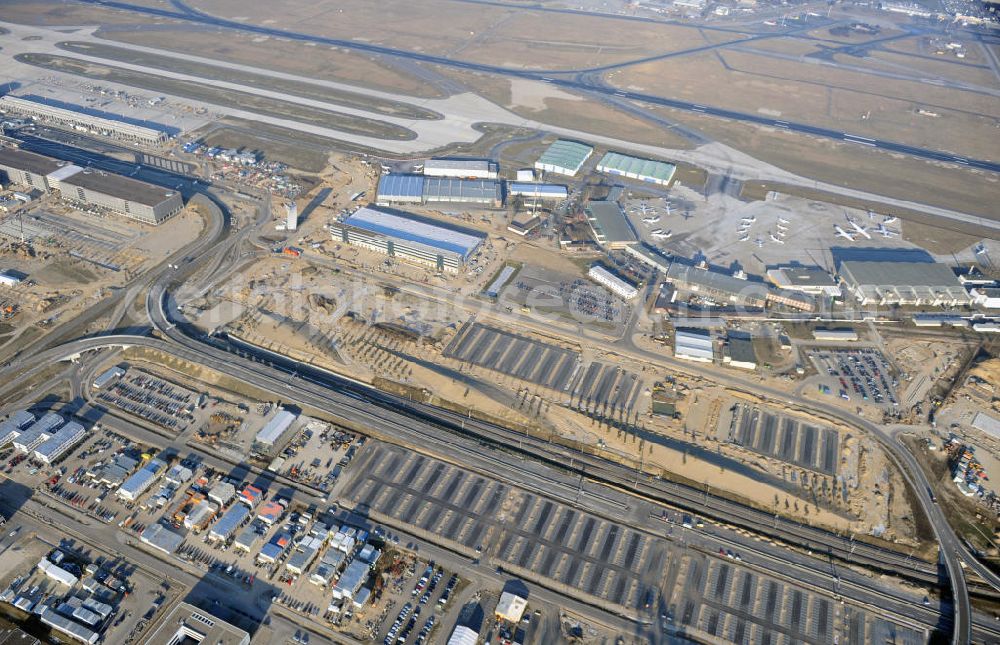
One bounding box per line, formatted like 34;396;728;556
57;41;441;120
17;53;417;141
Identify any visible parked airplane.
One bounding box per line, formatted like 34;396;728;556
770;233;785;244
975;243;988;255
776;223;788;231
739;234;750;242
848;220;872;239
652;229;673;240
777;217;789;225
741;216;756;223
755;236;765;248
834;225;856;241
883;216;898;225
642;216;661;225
875;223;899;238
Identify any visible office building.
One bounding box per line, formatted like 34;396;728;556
588;265;638;300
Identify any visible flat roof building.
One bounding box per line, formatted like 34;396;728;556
92;366;124;389
495;592;528;623
208;481;236;506
588;265;638;300
675;328;714;362
507;183;568;201
0;95;168;146
33;421;86;464
423;158;498;179
624;243;672;274
38;607;98;645
117;458;166;502
13;412;63;453
209;503;250;542
139;522;184;554
57;168;183;225
145;603;250;645
665;262;768;308
766;267;842;297
0;147;63;192
0;410;35;447
839;261;971;306
585;201;637;249
534;140;593;176
330;206;485;273
724;333;757;370
596;152;676;186
332;558;370;601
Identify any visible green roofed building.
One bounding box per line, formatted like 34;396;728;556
534;140;594;176
596;152;676;186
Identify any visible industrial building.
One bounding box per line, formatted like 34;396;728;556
208;481;236;506
507;213;542;236
55;167;184;225
588;265;638;300
329;206;485;273
624;243;672;274
39;607;98;645
117;458;167;502
724;332;757;370
0;95;169;146
665;262;768;308
0;148;183;224
376;174;501;207
332;558;370;601
209;503;250;542
766;267;842;297
595;152;676;186
970;287;1000;309
534;140;593;176
495;592;528;622
0;147;63;192
92;366;124;389
507;183;568;201
422;177;501;206
139;522;184;554
838;261;971;306
423;158;498;179
146;603;250;645
674;328;714;362
375;174;424;205
254;409;297;451
585;201;638;249
33;421;86;465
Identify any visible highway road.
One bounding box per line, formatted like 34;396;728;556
70;0;1000;174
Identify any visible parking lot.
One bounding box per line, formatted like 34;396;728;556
808;349;899;410
444;321;582;392
503;267;628;328
95;368;196;431
725;404;840;477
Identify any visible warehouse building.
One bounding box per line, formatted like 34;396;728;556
588;265;638;300
534;140;593;176
329;206;486;273
332;558;370;601
39;607;98;645
595;152;676;186
674;328;714;362
423;158;498;179
117;458;167;502
33;421;86;465
766;267;842;297
507;183;568;201
507;213;542;237
422;177;501;207
0;147;64;192
839;261;971;306
585;201;637;249
0;95;169;146
375;174;424;205
139;522;184;554
209;503;250;542
665;262;768;308
146;603;250;645
56;167;183;225
254;409;297;451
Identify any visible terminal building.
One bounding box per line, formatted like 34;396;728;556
534;140;593;176
665;262;769;308
588;265;638;300
329;206;486;273
595;152;676;186
584;201;638;249
766;267;842;297
422;158;498;179
838;261;972;306
0;95;169;146
0;148;183;224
